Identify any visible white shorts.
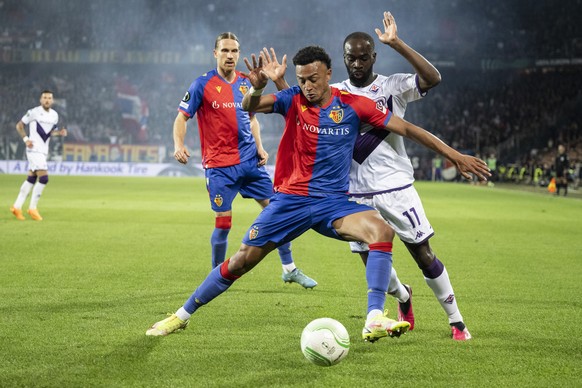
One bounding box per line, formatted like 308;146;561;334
349;185;434;252
26;151;48;171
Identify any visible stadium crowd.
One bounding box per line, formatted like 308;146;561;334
2;0;581;59
1;0;581;183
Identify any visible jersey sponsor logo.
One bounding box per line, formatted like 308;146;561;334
328;106;344;124
213;194;223;207
211;101;243;109
249;225;259;240
301;122;350;136
182;91;191;102
415;230;425;240
216;86;222;93
239;84;249;95
369;84;380;94
179;101;189;109
300;104;308;112
444;294;455;304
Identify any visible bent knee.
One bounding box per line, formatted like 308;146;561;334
228;244;273;275
369;222;394;243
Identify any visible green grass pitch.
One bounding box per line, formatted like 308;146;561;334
1;175;581;387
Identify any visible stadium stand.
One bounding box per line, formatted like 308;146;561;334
1;0;580;181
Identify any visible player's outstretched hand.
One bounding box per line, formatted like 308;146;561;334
242;53;269;89
261;47;287;83
375;11;399;46
453;154;491;181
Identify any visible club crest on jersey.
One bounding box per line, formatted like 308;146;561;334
213;194;223;207
239;84;249;95
369;84;380;94
249;225;259;240
329;107;344;124
216;86;222;93
375;101;387;114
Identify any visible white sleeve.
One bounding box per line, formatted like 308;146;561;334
21;109;35;125
384;73;423;104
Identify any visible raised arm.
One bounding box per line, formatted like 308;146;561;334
386;115;490;181
376;11;441;91
261;47;290;91
241;52;277;113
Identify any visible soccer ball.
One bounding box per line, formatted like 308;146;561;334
300;318;350;367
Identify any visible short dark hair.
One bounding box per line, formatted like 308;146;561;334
343;32;375;51
292;46;332;69
40;89;53;97
215;32;239;49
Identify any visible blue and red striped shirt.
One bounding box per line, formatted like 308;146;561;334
179;69;256;168
271;86;392;196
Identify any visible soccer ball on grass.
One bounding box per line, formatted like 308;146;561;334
300;318;350;366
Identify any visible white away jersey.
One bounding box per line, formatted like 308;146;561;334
21;106;59;155
332;73;424;194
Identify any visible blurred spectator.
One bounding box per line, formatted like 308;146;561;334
554;144;570;196
1;0;581;171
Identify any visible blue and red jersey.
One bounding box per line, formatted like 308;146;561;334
178;69;256;168
271;86;392;196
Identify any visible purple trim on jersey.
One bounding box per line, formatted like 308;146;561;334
353;127;388;164
387;95;393;112
352;95;393;165
36;123;51;142
415;74;428;97
349;183;413;197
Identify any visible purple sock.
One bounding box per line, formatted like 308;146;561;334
422;257;444;279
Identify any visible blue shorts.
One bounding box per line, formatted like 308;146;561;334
206;157;274;212
242;192;376;247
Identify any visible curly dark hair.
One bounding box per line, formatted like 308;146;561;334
292;46;332;69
